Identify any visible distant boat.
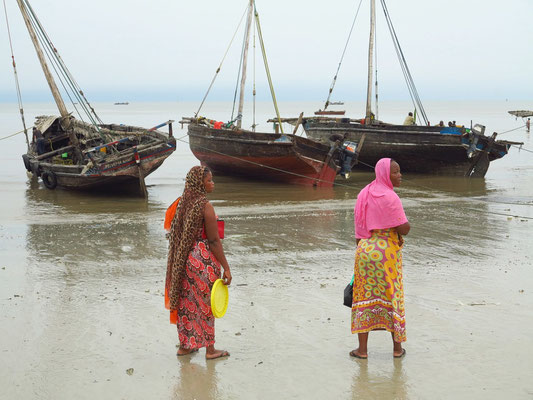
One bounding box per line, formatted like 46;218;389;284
114;102;129;105
508;110;533;118
314;109;346;116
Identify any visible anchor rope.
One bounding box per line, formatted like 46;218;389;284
497;124;526;135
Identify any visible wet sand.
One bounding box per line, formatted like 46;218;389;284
1;101;533;399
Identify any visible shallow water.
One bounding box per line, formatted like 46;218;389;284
1;101;532;399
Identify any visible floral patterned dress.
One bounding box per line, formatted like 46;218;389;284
177;238;221;349
351;228;406;342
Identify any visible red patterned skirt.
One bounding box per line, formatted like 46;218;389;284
177;239;221;349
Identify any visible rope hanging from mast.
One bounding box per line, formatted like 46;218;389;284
322;0;364;111
380;0;429;125
195;5;248;118
3;0;30;150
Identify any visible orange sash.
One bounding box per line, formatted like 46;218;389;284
164;197;181;231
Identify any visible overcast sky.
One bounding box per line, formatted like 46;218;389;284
1;0;532;103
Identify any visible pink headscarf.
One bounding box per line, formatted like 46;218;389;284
354;158;408;239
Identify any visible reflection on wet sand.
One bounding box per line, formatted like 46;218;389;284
351;361;407;400
25;179;162;265
3;141;530;399
173;358;219;400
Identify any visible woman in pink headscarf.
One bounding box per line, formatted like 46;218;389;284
350;158;410;359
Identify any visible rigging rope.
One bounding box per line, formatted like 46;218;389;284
253;2;283;133
22;0;102;131
322;0;364;111
380;0;428;125
230;21;248;122
195;5;248;118
3;0;30;150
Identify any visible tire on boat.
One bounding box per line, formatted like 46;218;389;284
41;171;58;189
22;154;31;171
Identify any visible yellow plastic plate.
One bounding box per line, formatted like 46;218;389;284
211;279;229;318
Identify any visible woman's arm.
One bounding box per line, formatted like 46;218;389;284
204;202;232;285
395;221;411;236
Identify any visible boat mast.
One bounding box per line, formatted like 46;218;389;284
236;0;254;129
365;0;376;123
16;0;69;123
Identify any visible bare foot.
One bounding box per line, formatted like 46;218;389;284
349;349;368;359
206;349;230;360
177;347;198;357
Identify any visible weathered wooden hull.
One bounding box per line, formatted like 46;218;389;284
28;141;175;190
303;120;512;176
23;116;176;193
188;124;340;187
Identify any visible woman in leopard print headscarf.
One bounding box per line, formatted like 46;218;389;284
165;166;232;359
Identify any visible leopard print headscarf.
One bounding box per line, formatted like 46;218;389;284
165;166;210;310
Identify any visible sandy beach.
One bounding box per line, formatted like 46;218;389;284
1;101;532;399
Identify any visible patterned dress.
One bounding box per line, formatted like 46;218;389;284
351;228;406;342
177;238;221;350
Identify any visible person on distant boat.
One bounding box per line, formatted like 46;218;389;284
350;158;410;359
165;166;232;360
32;127;45;155
436;121;445;127
403;112;415;125
527;118;530;132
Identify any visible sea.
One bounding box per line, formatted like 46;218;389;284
1;100;532;399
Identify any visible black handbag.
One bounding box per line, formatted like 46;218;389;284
343;276;354;307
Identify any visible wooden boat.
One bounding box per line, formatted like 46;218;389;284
300;118;519;176
23;116;176;191
186;121;343;187
11;0;175;195
314;110;346;116
182;1;361;187
508;110;533;118
293;0;523;177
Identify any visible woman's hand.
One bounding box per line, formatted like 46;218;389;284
222;268;232;286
